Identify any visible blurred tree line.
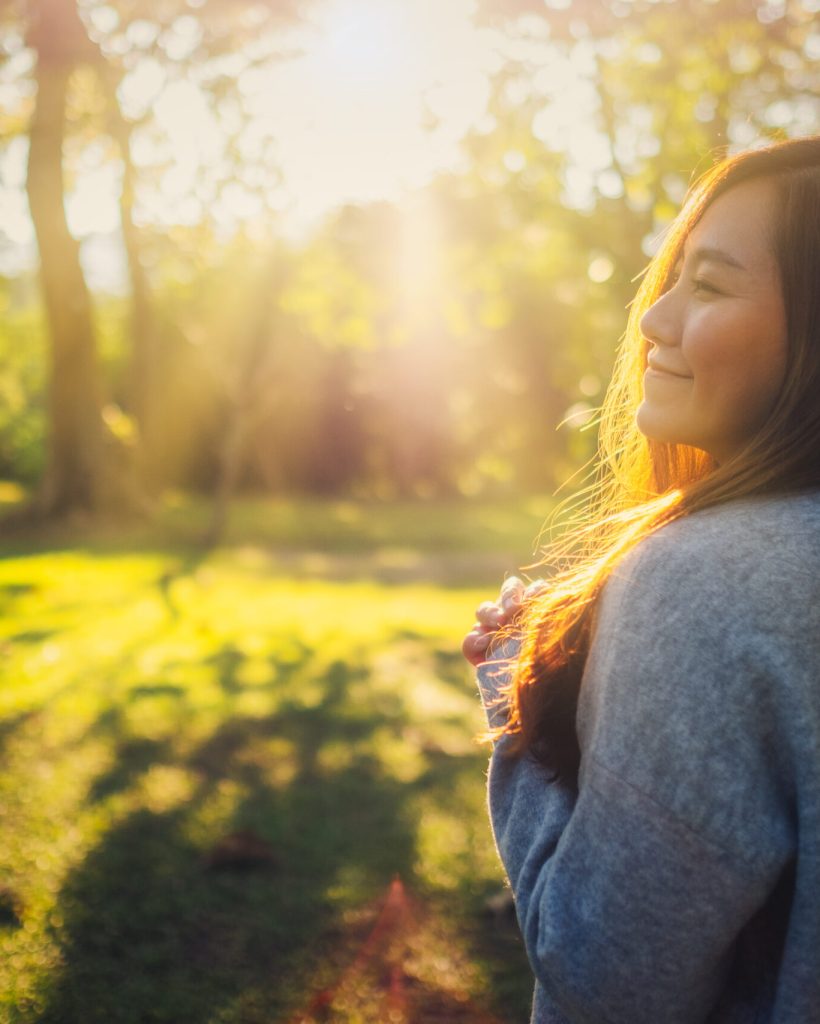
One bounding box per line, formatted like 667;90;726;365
0;0;817;522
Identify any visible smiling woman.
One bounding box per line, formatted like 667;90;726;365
463;135;820;1024
637;177;788;464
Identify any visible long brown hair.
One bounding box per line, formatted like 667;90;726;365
488;134;820;782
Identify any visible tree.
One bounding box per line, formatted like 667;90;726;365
474;0;820;226
24;0;132;516
93;0;311;472
7;0;314;517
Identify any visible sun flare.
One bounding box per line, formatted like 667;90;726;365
313;0;414;83
2;0;612;279
240;0;497;231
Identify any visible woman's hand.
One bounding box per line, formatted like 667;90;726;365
462;576;544;667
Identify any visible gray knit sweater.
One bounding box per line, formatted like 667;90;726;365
476;493;820;1023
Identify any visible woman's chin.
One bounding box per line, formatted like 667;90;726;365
635;403;692;447
635;400;670;443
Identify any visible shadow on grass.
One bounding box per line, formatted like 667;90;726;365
0;581;38;610
8;628;56;645
35;645;530;1024
0;709;42;765
88;736;177;803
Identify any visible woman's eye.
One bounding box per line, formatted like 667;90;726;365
666;269;719;296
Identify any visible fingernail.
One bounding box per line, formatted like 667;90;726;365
500;576;524;597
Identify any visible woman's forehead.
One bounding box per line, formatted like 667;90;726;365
685;179;779;273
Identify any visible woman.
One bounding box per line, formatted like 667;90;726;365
462;135;820;1023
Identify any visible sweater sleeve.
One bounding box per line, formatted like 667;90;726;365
476;533;797;1024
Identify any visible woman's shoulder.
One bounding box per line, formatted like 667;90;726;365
630;490;820;575
607;490;820;628
580;495;819;864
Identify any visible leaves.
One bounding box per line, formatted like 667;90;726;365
1;0;816;499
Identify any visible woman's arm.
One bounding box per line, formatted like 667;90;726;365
474;545;796;1023
487;740;777;1022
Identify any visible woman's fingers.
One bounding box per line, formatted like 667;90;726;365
463;578;549;666
475;601;504;628
462;625;494;666
500;575;525;600
499;576;526;617
499;576;548;615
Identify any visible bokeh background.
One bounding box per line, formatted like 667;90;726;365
0;1;818;1021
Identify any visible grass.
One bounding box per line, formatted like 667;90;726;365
0;494;552;1023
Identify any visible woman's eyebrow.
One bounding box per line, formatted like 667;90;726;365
681;245;748;271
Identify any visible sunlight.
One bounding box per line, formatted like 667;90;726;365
314;0;413;84
66;164;121;237
139;79;222;227
236;0;497;232
3;0;639;277
91;0;501;243
116;56;165;121
4;0;501;258
394;190;444;329
530;40;615;210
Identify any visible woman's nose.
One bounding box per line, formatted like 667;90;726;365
640;292;676;348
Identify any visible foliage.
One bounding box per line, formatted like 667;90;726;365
0;282;47;485
0;0;817;503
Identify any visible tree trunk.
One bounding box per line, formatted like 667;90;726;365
26;59;107;517
24;0;142;520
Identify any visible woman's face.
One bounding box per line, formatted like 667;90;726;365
636;178;788;464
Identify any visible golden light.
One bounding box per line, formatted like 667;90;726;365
313;0;414;84
230;0;497;230
2;0;631;279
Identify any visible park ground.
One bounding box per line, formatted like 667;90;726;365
0;492;553;1024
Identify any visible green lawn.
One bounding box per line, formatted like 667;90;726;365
0;495;551;1023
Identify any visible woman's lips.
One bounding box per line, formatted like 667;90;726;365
645;363;692;380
